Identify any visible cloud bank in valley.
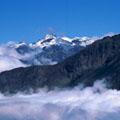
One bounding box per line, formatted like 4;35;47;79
0;45;26;72
0;81;120;120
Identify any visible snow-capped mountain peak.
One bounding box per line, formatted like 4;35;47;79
35;34;57;48
45;34;56;40
35;34;97;48
15;42;27;48
78;36;97;47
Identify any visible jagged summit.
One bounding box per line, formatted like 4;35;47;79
35;34;57;48
45;34;56;40
34;34;97;48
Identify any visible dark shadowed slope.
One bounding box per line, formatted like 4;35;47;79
0;34;120;93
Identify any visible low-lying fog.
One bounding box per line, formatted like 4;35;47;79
0;80;120;120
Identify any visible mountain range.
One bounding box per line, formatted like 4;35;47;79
0;34;120;93
0;34;98;72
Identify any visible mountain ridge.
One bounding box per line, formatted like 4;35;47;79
0;34;98;72
0;34;120;93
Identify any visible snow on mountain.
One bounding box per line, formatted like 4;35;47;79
61;36;73;42
75;36;98;47
35;34;57;48
35;34;98;48
0;34;100;72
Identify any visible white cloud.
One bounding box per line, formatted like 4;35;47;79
0;45;27;72
0;81;120;120
0;56;26;72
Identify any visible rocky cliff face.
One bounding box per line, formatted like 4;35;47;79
0;34;120;93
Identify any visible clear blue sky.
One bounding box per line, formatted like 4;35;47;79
0;0;120;43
